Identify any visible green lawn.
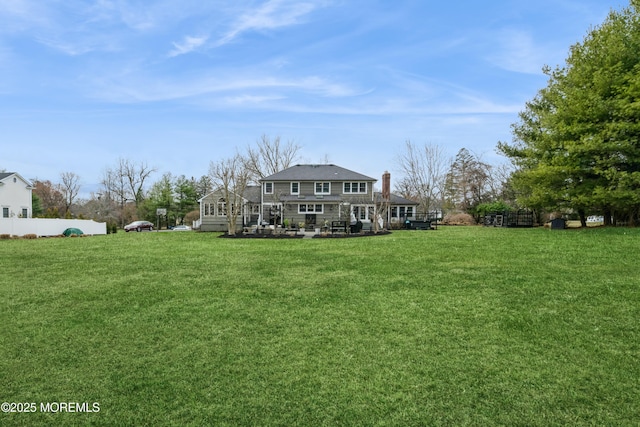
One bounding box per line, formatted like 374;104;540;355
1;227;639;426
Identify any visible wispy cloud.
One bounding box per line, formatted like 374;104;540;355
168;35;209;57
91;71;363;104
0;0;55;34
215;0;320;47
485;28;550;75
224;94;286;105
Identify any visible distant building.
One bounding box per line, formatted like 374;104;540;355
198;164;420;232
0;172;33;219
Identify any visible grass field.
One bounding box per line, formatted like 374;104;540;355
1;227;639;426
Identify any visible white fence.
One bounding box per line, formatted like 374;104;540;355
0;218;107;237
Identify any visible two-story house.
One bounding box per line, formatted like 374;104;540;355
0;172;33;219
259;164;378;228
197;164;419;232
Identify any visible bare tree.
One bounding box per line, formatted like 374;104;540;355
194;175;213;199
101;158;156;226
102;166;126;209
485;160;515;203
121;158;156;204
209;154;251;235
102;158;156;205
444;148;491;213
245;135;301;182
395;140;449;218
60;172;81;216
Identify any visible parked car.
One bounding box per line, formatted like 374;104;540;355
124;220;154;232
171;225;192;231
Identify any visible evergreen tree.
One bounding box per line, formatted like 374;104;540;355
499;2;640;225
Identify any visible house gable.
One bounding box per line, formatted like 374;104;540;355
0;172;33;218
198;185;261;232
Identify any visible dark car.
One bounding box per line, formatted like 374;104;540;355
124;220;154;232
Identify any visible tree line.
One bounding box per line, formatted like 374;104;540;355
28;136;302;230
28;136;512;230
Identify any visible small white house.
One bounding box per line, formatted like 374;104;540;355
0;172;33;219
0;171;106;237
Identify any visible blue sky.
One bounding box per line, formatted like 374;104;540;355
0;0;626;197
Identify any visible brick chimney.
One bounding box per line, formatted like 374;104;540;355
382;171;390;200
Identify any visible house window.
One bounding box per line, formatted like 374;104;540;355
264;203;282;219
315;182;330;195
390;207;411;219
343;182;367;194
217;198;227;216
290;182;299;195
22;208;28;218
299;204;323;214
352;205;373;220
2;207;8;218
264;182;273;194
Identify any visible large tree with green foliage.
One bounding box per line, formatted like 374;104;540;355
143;173;175;227
498;1;640;226
174;175;199;224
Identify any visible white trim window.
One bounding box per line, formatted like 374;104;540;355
290;182;299;195
216;198;227;216
264;182;274;194
343;182;367;194
299;204;323;214
391;206;414;220
352;205;373;220
314;182;330;195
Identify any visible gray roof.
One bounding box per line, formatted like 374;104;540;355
243;185;261;203
199;185;261;203
262;164;377;182
374;192;419;205
0;172;14;180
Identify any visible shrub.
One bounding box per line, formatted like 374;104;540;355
473;201;512;218
0;234;12;240
389;221;405;230
184;209;200;227
107;221;118;234
442;213;476;225
23;234;38;240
